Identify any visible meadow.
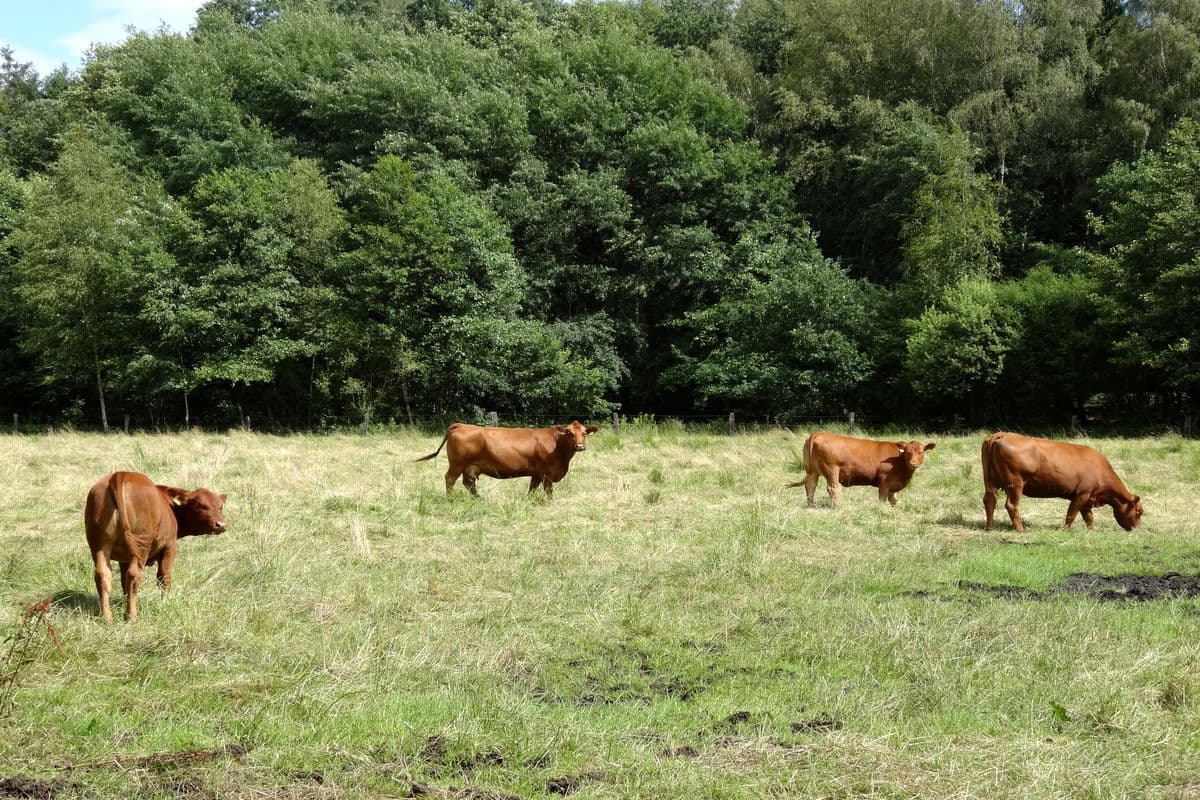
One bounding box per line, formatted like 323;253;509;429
1;425;1199;799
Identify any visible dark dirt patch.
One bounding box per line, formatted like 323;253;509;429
659;745;699;758
721;711;753;727
546;772;606;795
419;736;506;775
998;538;1044;547
409;785;521;800
955;580;1045;599
1058;572;1200;601
909;573;1200;604
0;778;68;799
789;715;843;734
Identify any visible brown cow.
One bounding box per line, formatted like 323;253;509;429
982;432;1143;533
788;432;936;507
84;471;227;622
415;421;600;497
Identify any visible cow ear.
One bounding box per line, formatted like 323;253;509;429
220;493;228;505
924;442;936;451
585;426;599;434
158;485;187;506
556;425;570;434
894;442;906;452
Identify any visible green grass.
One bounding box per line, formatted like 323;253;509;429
1;429;1199;798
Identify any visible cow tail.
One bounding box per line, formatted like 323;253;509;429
107;477;136;546
980;436;997;491
414;430;452;462
785;436;814;488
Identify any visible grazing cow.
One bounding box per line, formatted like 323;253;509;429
84;471;227;622
981;432;1143;533
788;432;936;507
415;421;600;497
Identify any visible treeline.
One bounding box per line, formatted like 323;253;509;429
1;0;1198;430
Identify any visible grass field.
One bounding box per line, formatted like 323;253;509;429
2;425;1200;799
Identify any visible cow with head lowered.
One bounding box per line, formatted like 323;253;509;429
788;431;936;507
84;471;227;622
982;432;1143;532
415;421;599;497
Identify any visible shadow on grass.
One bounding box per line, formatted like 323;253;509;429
52;588;100;615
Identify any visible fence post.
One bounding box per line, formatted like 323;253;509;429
123;414;130;434
612;411;619;431
488;411;499;427
12;413;16;434
245;417;251;432
847;411;856;434
728;411;736;435
362;407;371;436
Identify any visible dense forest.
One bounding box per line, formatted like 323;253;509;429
1;0;1198;430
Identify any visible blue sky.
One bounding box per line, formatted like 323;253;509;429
2;0;205;75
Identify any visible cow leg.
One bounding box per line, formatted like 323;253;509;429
444;466;463;494
824;467;841;507
157;545;178;592
878;484;898;505
1082;506;1095;530
1063;496;1088;529
542;477;554;496
1004;485;1025;533
984;487;998;530
93;550;113;623
803;470;818;509
528;476;541;494
886;489;899;506
462;466;481;498
120;561;144;622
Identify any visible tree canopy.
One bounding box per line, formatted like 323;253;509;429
2;0;1198;429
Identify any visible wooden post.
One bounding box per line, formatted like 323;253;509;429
362;407;371;436
728;411;736;435
488;411;499;427
245;417;251;432
123;414;130;434
12;413;16;434
848;412;856;434
612;411;619;431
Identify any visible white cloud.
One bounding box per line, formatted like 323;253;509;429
59;0;206;64
5;43;69;77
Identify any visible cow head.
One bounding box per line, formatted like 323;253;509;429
160;486;228;536
1114;495;1144;531
556;420;600;452
894;441;935;471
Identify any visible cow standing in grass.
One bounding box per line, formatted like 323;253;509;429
84;471;227;622
788;432;936;507
981;432;1143;532
415;421;599;497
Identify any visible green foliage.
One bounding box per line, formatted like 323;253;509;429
7;128;176;427
1091;117;1200;403
1;0;1199;426
903;279;1021;410
676;229;873;418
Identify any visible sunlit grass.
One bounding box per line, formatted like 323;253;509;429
0;427;1198;798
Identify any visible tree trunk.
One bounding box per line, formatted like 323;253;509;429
92;349;108;432
400;376;414;427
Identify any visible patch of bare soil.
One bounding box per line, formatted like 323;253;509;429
1059;572;1200;600
911;573;1200;603
407;783;522;800
0;778;68;799
546;771;606;795
789;715;843;733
